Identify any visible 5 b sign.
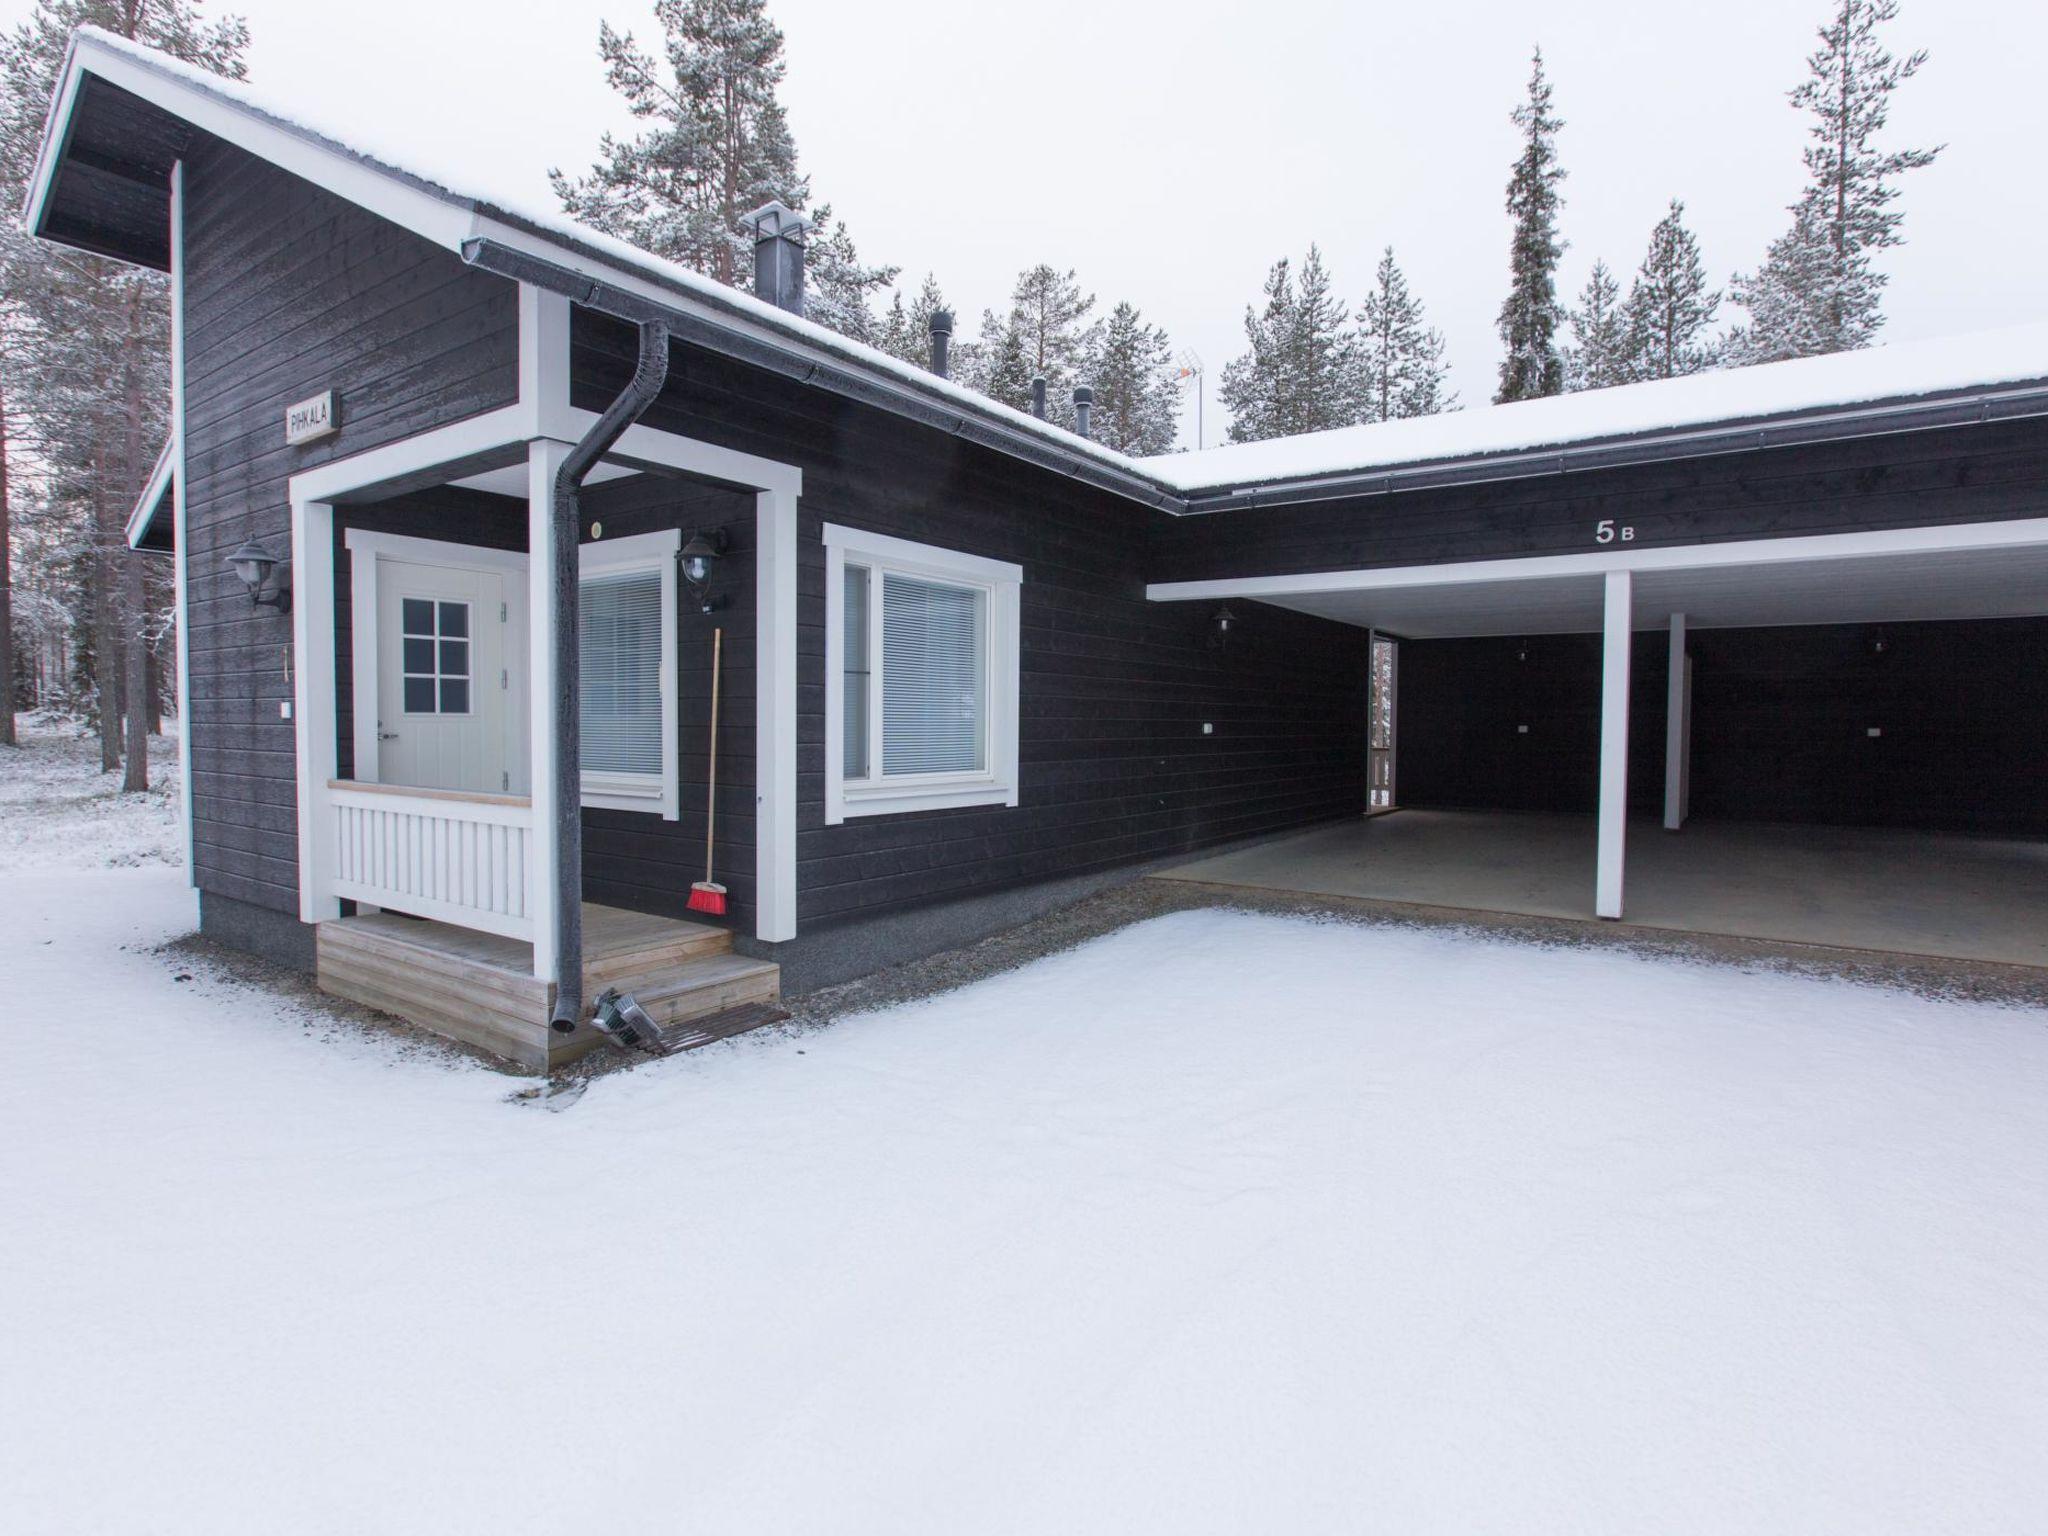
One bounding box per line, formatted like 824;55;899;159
1594;520;1635;544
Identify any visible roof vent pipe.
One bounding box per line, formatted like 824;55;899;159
928;309;953;378
1072;385;1094;440
1031;376;1047;419
741;201;811;316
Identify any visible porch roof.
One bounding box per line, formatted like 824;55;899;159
26;27;2048;516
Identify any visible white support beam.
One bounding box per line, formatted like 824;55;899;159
526;439;571;981
169;160;194;887
1663;612;1689;831
755;486;799;943
292;497;341;924
1596;569;1633;920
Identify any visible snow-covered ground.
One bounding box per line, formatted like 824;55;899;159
3;734;2046;1533
0;712;182;870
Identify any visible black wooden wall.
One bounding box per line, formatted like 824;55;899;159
1155;419;2048;584
572;313;1372;932
1397;617;2048;834
182;137;518;918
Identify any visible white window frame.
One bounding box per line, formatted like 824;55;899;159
579;527;681;820
824;523;1021;824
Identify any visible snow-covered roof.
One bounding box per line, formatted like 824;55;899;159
29;27;2048;514
1145;324;2048;495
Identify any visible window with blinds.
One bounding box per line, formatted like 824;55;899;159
825;523;1021;823
579;568;665;778
880;571;986;776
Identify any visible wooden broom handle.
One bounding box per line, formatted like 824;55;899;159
704;627;722;882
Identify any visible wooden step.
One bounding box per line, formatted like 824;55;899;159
621;953;782;1030
651;1002;790;1055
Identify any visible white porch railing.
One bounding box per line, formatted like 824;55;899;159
325;780;534;940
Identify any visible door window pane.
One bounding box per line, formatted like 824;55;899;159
400;598;472;715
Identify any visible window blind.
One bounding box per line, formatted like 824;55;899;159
881;571;985;776
844;564;871;779
580;569;664;777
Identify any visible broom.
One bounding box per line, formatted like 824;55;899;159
687;626;728;915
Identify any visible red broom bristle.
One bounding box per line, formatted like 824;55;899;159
686;884;727;915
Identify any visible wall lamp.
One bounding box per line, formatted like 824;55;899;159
1208;606;1239;649
680;528;729;613
225;540;292;613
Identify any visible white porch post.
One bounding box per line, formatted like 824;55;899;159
293;496;340;923
1663;612;1689;831
526;439;571;980
1596;569;1633;920
755;486;799;943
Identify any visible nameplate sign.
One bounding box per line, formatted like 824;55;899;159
285;390;338;445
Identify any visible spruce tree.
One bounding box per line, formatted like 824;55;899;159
1563;260;1631;391
1003;265;1098;430
1730;0;1941;362
1219;246;1364;442
1356;246;1456;423
1624;200;1722;379
552;1;893;341
876;273;950;368
1086;301;1179;454
1495;47;1568;403
960;309;1033;412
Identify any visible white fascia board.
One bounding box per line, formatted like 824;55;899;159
569;408;802;497
1144;516;2048;604
124;433;176;549
27;35;481;255
286;404;527;504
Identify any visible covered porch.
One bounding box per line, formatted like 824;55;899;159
281;304;803;1068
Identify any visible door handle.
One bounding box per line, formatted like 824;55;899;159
378;730;399;741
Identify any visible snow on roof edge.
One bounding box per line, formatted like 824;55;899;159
57;28;2048;509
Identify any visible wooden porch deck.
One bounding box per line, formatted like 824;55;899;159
316;902;781;1071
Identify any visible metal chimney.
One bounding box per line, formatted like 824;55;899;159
1030;376;1047;419
1072;385;1094;440
928;309;954;378
740;201;812;316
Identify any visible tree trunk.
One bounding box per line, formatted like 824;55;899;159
0;376;16;748
92;438;122;773
147;640;164;737
121;290;150;792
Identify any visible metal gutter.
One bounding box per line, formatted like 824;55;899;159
458;237;1189;514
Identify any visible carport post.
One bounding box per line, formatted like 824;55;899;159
1664;613;1689;831
1596;569;1633;919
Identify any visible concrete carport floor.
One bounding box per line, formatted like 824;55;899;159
1153;810;2048;970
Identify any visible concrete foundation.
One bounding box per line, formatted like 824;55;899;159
1154;810;2048;969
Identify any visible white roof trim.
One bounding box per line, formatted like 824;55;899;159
125;433;176;550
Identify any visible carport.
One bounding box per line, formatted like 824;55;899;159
1148;515;2048;966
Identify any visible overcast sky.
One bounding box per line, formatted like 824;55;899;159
14;0;2041;446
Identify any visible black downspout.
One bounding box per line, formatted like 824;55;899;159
549;319;672;1034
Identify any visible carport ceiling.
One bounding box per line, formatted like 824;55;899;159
1262;541;2048;637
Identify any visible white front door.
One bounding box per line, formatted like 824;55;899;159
374;555;522;793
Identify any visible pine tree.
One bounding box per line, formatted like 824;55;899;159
1086;301;1179;454
1003;265;1098;430
1;1;248;780
551;1;893;341
1563;260;1631;391
1219;247;1364;442
1495;47;1568;403
1356;246;1456;423
1623;200;1722;379
1730;0;1941;362
960;308;1032;412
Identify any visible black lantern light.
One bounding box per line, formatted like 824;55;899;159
225;539;292;612
680;528;729;613
1208;605;1239;651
